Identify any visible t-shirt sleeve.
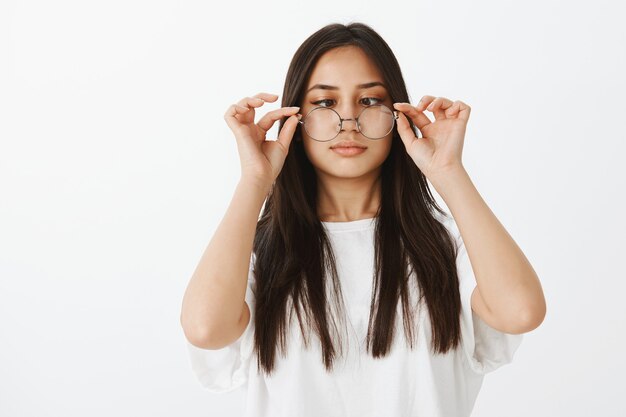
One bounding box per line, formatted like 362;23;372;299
445;215;524;375
185;252;257;393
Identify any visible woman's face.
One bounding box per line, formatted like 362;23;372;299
298;46;394;180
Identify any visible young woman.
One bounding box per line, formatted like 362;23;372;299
181;22;546;417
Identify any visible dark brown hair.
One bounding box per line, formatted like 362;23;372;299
251;22;461;376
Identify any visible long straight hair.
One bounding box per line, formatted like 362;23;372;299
251;22;461;376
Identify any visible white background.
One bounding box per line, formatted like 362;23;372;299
1;0;625;416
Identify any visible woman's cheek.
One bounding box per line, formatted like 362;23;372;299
303;144;330;170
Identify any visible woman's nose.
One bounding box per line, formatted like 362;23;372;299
338;107;360;131
340;117;359;131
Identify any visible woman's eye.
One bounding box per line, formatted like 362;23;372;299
361;97;382;106
313;99;334;107
312;97;383;107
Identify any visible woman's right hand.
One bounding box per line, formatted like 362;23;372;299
224;92;301;190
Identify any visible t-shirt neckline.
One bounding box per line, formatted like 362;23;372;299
321;217;377;232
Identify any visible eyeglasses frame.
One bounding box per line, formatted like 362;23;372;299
297;103;400;142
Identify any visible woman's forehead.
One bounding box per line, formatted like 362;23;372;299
306;48;384;92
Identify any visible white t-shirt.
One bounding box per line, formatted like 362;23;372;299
185;213;523;417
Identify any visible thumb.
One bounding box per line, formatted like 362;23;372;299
263;114;300;178
395;111;419;151
276;114;300;151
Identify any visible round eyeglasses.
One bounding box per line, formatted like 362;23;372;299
297;104;399;142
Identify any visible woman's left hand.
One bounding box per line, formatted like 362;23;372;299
393;96;471;179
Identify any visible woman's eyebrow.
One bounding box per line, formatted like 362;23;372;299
306;81;386;93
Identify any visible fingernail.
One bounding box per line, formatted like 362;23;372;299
289;106;300;111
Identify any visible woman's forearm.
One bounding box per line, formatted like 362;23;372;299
430;164;546;332
180;178;270;346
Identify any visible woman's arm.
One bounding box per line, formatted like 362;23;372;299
393;95;545;334
431;164;546;335
180;179;269;349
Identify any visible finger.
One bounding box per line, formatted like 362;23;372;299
251;92;279;102
235;93;278;109
444;101;461;118
393;102;431;130
455;100;471;122
257;106;300;132
416;95;436;113
395;111;418;149
426;97;454;120
236;96;266;109
398;113;424;150
223;103;252;132
276;113;301;151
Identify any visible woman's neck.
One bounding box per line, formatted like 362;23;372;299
316;170;381;222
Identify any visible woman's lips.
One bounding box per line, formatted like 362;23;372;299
331;147;367;156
